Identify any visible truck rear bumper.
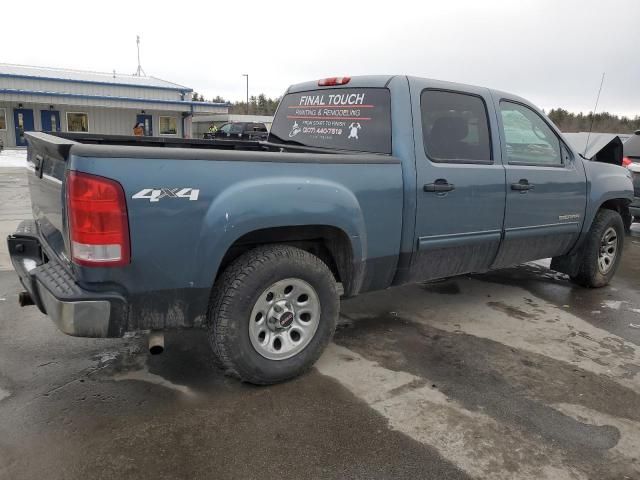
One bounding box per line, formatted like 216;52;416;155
7;220;126;338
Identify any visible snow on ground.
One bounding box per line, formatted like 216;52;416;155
0;149;27;168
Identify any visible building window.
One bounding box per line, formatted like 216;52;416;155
67;112;89;132
0;108;6;130
159;116;178;135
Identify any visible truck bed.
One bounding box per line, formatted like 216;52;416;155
49;132;395;158
53;131;267;150
21;131;404;335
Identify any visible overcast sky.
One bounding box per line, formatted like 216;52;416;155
3;0;640;116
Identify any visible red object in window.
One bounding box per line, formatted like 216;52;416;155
622;156;632;168
318;77;351;87
66;171;130;266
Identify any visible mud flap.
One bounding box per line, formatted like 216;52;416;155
550;246;585;277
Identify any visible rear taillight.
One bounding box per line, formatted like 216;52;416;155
622;157;632;168
66;171;130;266
318;76;351;86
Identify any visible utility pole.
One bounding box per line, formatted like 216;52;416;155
242;74;249;115
135;35;146;76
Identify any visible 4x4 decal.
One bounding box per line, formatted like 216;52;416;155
132;188;200;203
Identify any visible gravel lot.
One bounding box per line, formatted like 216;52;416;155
1;159;639;479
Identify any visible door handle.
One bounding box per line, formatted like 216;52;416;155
424;180;455;192
33;155;43;178
511;179;534;191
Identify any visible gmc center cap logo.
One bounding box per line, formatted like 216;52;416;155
279;312;294;328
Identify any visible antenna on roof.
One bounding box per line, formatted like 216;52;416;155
584;72;605;157
134;35;146;77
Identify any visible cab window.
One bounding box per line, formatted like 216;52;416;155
500;101;562;165
421;90;492;163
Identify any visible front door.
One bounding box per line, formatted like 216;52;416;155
13;108;34;147
136;114;153;136
40;110;61;133
409;81;506;281
491;99;587;268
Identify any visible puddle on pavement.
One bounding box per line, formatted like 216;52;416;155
113;366;194;396
0;387;10;401
93;330;231;397
601;300;625;310
325;311;640;479
420;280;462;295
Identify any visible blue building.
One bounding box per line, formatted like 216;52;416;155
0;63;228;147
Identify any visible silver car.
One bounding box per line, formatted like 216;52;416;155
623;132;640;221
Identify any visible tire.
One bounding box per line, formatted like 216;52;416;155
207;245;339;385
570;209;625;288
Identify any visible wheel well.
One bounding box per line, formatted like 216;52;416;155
599;199;632;231
217;225;355;293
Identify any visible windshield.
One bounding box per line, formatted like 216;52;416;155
269;87;392;154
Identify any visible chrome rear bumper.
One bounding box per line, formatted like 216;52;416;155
7;220;126;338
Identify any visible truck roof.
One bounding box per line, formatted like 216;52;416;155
286;75;396;93
286;75;534;109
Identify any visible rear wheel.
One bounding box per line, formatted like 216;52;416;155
207;245;339;384
570;209;624;288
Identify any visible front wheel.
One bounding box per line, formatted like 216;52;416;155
207;245;339;384
570;209;625;288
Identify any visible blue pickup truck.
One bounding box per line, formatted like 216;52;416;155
8;75;634;384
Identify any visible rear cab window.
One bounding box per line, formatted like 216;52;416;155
269;88;392;154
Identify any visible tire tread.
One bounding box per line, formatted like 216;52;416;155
571;209;624;288
207;245;337;384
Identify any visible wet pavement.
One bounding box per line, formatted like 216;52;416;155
1;166;639;479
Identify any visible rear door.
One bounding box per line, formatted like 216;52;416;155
409;81;506;281
491;99;586;268
247;123;268;140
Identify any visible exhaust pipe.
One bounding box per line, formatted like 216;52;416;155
148;331;165;355
18;291;35;307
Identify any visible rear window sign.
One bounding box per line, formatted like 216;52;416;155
270;88;391;154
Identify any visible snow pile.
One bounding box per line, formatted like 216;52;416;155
0;149;27;168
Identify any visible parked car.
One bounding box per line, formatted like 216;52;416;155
203;122;268;141
623;130;640;222
8;75;634;385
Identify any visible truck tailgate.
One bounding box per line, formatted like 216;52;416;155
25;133;74;262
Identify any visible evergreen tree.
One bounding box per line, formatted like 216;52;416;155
548;109;640;133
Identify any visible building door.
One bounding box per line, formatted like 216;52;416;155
40;110;61;133
136;114;153;136
13;108;35;147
